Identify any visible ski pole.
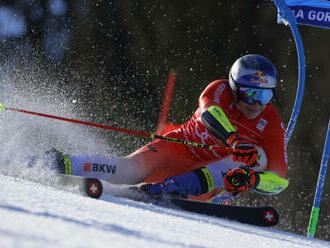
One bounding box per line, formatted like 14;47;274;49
156;70;176;135
0;104;213;150
307;117;330;238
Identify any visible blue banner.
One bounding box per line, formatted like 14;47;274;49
277;0;330;29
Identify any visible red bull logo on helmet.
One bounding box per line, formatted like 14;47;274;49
250;71;269;84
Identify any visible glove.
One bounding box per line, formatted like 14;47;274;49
224;167;259;195
227;133;258;167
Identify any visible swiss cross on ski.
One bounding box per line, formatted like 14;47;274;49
264;210;275;222
83;178;103;199
262;208;279;225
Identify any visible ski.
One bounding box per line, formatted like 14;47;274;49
168;198;279;227
123;191;279;227
58;175;279;227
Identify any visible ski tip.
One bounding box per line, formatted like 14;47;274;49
169;198;279;227
260;206;279;227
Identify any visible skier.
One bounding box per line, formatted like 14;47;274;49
50;54;289;201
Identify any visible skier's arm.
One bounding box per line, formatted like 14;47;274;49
253;171;289;194
201;105;259;166
224;168;289;195
201;105;236;143
201;106;289;195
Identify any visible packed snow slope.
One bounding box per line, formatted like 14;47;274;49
0;174;329;248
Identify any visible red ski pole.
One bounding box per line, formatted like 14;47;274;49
156;70;176;135
0;104;213;150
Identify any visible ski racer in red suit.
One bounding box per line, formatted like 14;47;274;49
53;54;289;201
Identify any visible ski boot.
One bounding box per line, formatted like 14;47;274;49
140;168;211;198
27;148;70;174
45;148;71;174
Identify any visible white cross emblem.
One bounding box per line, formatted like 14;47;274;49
264;211;274;222
89;183;98;194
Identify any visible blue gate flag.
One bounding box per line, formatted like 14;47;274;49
278;0;330;29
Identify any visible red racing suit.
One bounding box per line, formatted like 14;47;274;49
133;80;288;183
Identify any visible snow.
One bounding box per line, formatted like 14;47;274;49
0;174;328;248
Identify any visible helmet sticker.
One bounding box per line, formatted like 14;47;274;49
250;71;269;84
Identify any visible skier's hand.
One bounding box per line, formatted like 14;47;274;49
227;133;258;167
224;167;259;195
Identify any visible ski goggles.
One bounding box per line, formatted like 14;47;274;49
238;87;274;105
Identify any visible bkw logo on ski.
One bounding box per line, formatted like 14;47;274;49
84;162;117;174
